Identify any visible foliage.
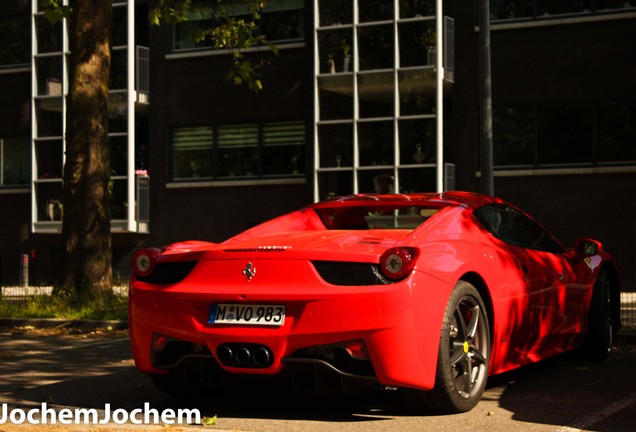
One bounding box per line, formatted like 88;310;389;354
150;0;277;92
39;0;71;23
0;292;128;321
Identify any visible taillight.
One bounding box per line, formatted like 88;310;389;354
379;247;418;281
132;248;161;278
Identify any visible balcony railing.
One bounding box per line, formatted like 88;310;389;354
136;172;150;233
136;46;149;103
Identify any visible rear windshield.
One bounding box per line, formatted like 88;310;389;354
315;206;441;230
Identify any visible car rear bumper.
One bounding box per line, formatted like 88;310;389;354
128;271;453;391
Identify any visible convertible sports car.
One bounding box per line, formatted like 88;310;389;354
129;192;620;413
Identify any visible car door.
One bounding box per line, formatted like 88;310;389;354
474;204;567;349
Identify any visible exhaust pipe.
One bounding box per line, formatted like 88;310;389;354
235;347;251;364
217;345;233;364
253;347;272;366
216;344;272;368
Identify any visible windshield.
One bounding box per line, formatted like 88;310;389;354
315;206;442;230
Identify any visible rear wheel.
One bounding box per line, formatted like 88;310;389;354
404;281;491;413
581;270;614;361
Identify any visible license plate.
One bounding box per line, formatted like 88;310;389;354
208;304;285;326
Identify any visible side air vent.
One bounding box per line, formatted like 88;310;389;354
136;261;198;284
312;261;390;286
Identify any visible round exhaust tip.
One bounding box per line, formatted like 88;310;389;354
253;347;272;366
235;347;251;364
217;345;233;364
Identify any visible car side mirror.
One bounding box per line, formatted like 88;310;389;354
574;238;602;257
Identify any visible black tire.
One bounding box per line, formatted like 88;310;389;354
149;364;224;398
404;281;491;413
581;270;614;361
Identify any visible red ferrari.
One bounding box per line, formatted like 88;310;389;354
129;192;621;413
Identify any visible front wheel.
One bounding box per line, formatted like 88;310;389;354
404;281;491;413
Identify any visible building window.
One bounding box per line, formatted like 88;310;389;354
315;0;448;200
172;0;305;52
172;127;214;179
29;2;143;231
1;137;30;186
597;101;636;163
171;121;306;181
0;14;30;67
492;100;636;168
490;0;636;22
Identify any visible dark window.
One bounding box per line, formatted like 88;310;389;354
493;106;535;167
110;48;128;90
1;137;31;186
358;0;393;23
537;104;593;165
318;170;353;201
492;101;636;168
399;20;436;68
358;121;394;166
172;0;305;52
318;0;352;26
0;14;30;66
172;127;214;179
473;204;564;253
35;14;62;53
597;100;636;163
35;139;63;179
112;5;128;47
171;121;305;181
357;25;394;71
489;0;635;21
399;0;436;19
490;0;534;20
536;0;591;16
318;123;353;168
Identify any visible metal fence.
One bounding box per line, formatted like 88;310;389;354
611;250;636;327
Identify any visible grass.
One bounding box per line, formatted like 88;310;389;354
0;292;128;321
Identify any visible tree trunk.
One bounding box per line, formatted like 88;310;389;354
60;0;113;297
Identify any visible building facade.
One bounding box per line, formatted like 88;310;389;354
0;0;634;287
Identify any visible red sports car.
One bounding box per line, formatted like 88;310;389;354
129;192;620;413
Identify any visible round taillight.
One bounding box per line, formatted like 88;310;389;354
380;247;418;281
132;248;161;278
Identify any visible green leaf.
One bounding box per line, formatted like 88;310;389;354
148;9;161;26
149;0;276;92
202;415;217;426
41;0;71;24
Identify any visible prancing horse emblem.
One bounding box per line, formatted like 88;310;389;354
242;262;256;281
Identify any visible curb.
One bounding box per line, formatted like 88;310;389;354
0;317;128;331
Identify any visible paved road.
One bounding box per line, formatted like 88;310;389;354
0;329;635;431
